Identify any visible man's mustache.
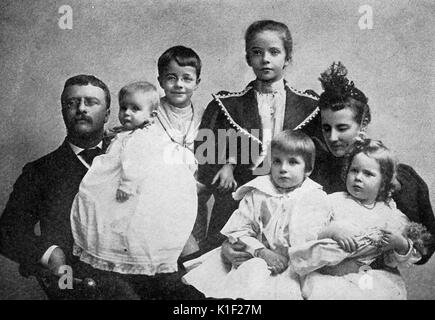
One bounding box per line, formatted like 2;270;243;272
74;114;92;123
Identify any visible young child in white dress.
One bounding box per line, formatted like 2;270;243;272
70;81;197;298
289;139;422;300
182;130;331;299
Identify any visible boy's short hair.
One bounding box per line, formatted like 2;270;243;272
118;81;160;111
270;130;316;173
157;46;202;79
61;74;111;109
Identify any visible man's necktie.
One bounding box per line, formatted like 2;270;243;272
79;147;103;165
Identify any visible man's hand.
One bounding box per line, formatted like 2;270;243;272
116;189;130;202
221;239;252;268
212;164;237;193
256;248;289;275
47;247;67;276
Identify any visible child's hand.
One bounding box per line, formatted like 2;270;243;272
221;239;252;268
116;189;130;202
380;229;409;254
212;164;237;193
331;228;358;253
256;248;289;275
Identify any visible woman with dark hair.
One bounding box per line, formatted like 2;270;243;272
311;62;434;265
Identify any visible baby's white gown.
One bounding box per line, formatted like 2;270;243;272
71;122;197;275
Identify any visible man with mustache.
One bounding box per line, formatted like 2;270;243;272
0;75;113;299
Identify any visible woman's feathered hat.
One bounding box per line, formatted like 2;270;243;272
318;61;368;108
318;62;371;137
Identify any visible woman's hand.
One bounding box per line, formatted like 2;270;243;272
256;248;289;275
221;239;252;268
212;164;237;193
380;229;410;255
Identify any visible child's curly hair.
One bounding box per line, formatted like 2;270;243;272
342;139;400;203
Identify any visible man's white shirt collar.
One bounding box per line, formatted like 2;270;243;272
68;141;103;155
68;141;103;169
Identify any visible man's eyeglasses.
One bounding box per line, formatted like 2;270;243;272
62;97;101;109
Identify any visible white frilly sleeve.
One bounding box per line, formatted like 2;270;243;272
287;190;339;276
383;208;422;268
220;190;265;256
288;189;334;246
384;239;421;268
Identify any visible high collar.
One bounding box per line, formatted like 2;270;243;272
252;79;285;94
160;97;193;116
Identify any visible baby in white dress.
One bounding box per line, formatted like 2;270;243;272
71;81;197;278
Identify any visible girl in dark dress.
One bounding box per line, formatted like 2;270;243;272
194;20;323;252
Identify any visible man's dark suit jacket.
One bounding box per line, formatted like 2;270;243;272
0;139;107;276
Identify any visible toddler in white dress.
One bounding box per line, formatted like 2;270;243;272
182;130;331;299
289;139;422;299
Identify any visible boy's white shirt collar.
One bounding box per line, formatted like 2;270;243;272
160;97;193;115
232;175;322;201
